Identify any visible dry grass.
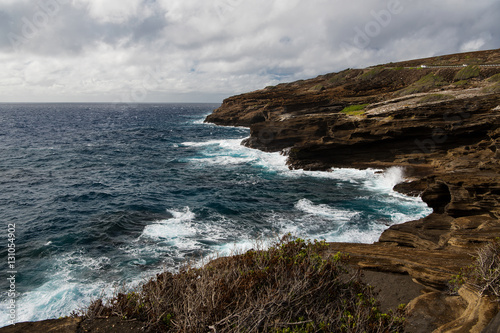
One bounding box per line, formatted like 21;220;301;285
83;235;406;332
482;82;500;94
450;239;500;300
466;239;500;299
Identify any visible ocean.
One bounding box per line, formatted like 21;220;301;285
0;103;431;326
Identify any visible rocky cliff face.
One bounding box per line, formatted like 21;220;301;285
206;49;500;332
4;50;499;333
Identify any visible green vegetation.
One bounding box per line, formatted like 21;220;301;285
396;73;446;96
418;94;455;104
310;84;325;92
488;73;500;83
359;67;384;81
482;82;500;94
450;239;500;300
453;80;468;87
341;104;369;116
483;74;500;93
454;65;480;81
327;69;360;86
84;235;405;332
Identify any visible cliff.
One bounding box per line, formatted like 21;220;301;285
3;50;500;333
205;48;500;332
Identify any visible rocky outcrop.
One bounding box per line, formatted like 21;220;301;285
205;48;500;331
0;318;81;333
4;50;499;333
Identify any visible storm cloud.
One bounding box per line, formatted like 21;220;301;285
0;0;498;102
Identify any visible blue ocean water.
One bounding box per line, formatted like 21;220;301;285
0;103;431;326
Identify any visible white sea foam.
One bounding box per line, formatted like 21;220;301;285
295;199;359;221
326;224;386;244
192;117;209;125
182;137;431;245
183;138;403;187
212;239;258;257
181;139;233;147
363;166;405;192
182;138;289;170
2;141;432;328
0;250;115;327
141;207;196;240
283;167;380;182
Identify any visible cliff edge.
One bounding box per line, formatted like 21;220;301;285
3;49;500;333
205;49;500;332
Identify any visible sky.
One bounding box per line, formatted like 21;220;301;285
0;0;498;103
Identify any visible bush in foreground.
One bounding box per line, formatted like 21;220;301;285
451;239;500;300
84;235;405;332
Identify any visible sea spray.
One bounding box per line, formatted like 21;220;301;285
0;104;431;327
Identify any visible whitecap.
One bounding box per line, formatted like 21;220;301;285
363;166;405;192
140;207;196;240
294;199;359;221
0;250;116;327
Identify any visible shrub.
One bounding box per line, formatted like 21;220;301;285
341;104;369;116
450;239;500;300
454;65;480;81
466;239;500;299
84;235;406;332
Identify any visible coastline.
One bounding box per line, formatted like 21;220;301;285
202;48;500;331
2;49;500;332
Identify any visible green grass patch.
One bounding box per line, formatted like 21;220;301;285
453;80;468;86
396;73;446;96
454;65;480;81
83;235;405;332
418;94;455;104
341;104;368;115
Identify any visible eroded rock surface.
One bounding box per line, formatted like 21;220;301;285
206;49;500;331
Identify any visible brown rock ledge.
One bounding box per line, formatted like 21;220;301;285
4;49;500;333
205;49;500;331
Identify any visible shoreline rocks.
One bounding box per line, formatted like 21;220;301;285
3;48;500;333
205;49;500;331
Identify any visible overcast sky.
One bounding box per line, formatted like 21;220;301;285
0;0;498;103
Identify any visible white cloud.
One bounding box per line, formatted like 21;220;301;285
75;0;147;23
0;0;498;102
